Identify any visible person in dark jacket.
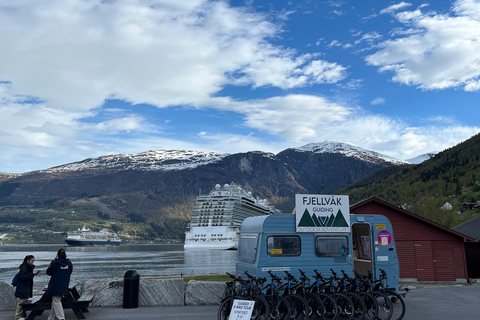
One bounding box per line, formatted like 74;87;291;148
14;255;40;320
46;248;73;320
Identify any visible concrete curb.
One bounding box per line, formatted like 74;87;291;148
0;279;223;311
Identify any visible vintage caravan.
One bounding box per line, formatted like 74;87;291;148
235;213;400;291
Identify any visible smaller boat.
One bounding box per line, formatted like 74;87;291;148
64;225;121;246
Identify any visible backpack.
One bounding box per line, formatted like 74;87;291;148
12;273;19;287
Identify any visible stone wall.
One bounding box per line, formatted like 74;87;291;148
83;278;123;307
185;280;224;306
0;278;224;311
0;281;17;311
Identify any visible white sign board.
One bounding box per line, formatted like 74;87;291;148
230;300;255;320
261;267;291;272
295;194;350;232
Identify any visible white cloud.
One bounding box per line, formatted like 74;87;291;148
354;32;383;45
328;40;343;48
0;0;346;111
212;95;352;141
338;79;364;90
366;0;480;91
83;116;150;134
465;79;480;91
454;0;480;19
370;97;386;105
380;2;413;15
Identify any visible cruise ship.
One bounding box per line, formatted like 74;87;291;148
184;183;280;250
64;225;121;246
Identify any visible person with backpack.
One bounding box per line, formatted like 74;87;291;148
46;248;73;320
14;255;40;320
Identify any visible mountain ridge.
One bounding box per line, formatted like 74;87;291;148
0;141;407;240
4;141;410;175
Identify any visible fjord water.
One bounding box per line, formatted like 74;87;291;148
0;244;236;290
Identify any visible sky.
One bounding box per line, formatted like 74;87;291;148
1;0;480;173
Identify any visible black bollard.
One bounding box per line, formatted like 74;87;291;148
123;270;140;308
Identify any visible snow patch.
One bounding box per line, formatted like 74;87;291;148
293;141;408;165
40;150;229;173
405;152;437;164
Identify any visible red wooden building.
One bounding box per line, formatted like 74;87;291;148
350;197;475;282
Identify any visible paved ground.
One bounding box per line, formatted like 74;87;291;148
1;284;479;320
0;305;218;320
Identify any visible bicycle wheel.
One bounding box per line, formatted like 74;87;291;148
317;293;338;320
251;295;270;320
286;294;308;320
266;295;291;320
306;293;324;320
335;292;354;320
373;291;393;320
385;292;406;320
217;296;235;320
359;292;378;320
347;292;366;320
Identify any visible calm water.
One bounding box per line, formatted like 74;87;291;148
0;244;236;290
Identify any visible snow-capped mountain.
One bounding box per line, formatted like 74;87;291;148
33;141;405;174
406;152;438;164
292;141;408;165
40;150;228;173
276;141;405;195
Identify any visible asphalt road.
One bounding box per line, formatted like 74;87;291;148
1;284;479;320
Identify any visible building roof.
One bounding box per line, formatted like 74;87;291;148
351;197;476;242
453;216;480;240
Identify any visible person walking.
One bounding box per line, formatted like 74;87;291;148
46;248;73;320
14;255;40;320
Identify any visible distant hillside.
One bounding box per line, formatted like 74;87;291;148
335;133;480;228
0;141;403;241
0;173;20;182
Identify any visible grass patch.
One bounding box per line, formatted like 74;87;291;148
181;274;231;284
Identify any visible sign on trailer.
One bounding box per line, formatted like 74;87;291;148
295;194;350;232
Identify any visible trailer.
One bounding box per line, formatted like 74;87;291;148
236;213;400;291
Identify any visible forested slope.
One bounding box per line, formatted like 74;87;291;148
335;133;480;227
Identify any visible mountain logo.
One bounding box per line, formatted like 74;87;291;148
298;208;349;227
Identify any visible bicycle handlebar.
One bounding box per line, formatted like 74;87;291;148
267;270;281;281
226;272;240;280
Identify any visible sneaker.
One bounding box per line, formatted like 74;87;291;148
18;318;26;320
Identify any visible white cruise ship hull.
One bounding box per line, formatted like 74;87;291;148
184;226;239;250
184;239;238;250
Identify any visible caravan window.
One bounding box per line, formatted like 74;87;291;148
267;236;301;256
238;236;258;263
315;236;348;256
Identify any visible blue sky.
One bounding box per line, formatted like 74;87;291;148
1;0;480;173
